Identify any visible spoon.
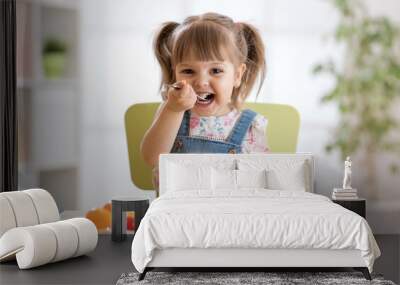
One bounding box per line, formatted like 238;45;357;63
163;83;208;100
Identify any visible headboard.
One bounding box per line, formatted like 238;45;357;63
159;153;314;196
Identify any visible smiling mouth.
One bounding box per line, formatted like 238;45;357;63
196;93;214;106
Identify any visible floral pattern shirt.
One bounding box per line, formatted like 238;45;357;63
151;108;269;191
189;108;270;153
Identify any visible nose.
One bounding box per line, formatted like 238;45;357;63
192;72;210;89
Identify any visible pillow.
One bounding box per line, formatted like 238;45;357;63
211;168;268;191
167;162;212;191
211;168;236;191
237;159;309;191
265;161;307;191
236;169;268;189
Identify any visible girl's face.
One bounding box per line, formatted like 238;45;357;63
175;55;246;117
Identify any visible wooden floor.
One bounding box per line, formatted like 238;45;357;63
0;235;398;285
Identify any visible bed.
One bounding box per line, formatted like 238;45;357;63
131;153;380;281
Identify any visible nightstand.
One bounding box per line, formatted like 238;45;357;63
111;197;149;242
332;198;366;218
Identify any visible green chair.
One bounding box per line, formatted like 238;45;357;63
125;102;300;191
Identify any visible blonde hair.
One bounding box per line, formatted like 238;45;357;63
153;12;266;108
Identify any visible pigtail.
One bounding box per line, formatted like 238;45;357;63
236;22;266;102
153;21;179;99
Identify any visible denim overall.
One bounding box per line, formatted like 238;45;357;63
171;109;257;154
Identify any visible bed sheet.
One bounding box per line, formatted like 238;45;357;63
131;190;380;273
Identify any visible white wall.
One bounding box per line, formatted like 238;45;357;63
78;0;400;233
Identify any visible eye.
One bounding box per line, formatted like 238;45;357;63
180;69;194;75
211;68;223;74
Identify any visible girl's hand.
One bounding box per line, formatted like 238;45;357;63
165;80;197;113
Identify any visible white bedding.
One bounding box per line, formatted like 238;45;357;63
131;190;380;273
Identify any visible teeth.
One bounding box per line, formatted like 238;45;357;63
197;93;212;100
196;93;213;105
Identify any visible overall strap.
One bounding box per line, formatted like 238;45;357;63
227;109;257;145
176;110;191;136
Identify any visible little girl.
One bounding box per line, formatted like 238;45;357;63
140;12;270;190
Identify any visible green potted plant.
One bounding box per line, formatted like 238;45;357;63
313;0;400;197
42;38;67;79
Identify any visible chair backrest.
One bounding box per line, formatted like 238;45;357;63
125;102;300;190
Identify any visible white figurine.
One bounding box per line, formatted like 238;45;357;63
342;156;352;189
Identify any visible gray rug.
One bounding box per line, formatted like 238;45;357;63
116;271;396;285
